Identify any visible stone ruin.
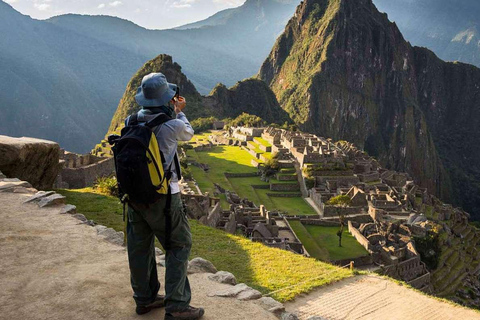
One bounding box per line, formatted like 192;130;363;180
54;149;114;189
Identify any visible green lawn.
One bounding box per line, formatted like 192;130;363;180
303;225;369;261
56;188;352;302
254;137;272;147
186;144;317;216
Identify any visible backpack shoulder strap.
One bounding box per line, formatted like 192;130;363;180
145;113;173;129
127;113;139;126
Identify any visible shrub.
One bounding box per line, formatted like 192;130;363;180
227;113;265;127
326;195;352;207
94;176;119;197
191;116;218;133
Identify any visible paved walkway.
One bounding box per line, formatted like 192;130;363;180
0;192;277;320
285;275;480;320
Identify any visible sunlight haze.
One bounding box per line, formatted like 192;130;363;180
3;0;246;29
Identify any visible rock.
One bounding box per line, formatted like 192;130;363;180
13;187;37;194
208;271;237;285
24;191;55;203
209;283;249;298
0;135;61;190
237;288;262;301
0;180;32;192
97;226;124;246
95;225;107;233
256;297;285;316
0;170;5;179
60;204;77;214
281;312;299;320
187;257;218;274
72;214;87;222
157;259;166;267
38;194;66;208
158;254;166;261
85;220;96;227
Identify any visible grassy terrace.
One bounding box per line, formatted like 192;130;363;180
56;188;352;301
186;144;317;215
254;137;272;147
289;221;369;261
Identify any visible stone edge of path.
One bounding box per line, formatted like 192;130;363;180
2;170;294;320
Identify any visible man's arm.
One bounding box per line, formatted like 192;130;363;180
175;112;194;141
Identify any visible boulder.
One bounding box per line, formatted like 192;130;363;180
209;283;249;298
60;204;77;214
237;288;262;301
73;214;88;222
281;313;299;320
0;135;60;190
96;226;124;246
208;271;237;285
256;297;285;316
187;257;218;274
24;191;55;203
38;194;66;208
0;180;32;192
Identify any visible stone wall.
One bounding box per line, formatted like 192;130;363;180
266;193;303;197
270;183;300;191
224;172;259;178
203;202;222;228
348;221;372;252
57;158;114;189
0;135;61;190
324;206;363;217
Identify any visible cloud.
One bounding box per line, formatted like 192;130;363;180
109;1;122;7
34;3;51;11
212;0;243;5
98;3;106;9
4;0;19;4
171;0;195;9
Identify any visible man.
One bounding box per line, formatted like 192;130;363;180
125;72;204;320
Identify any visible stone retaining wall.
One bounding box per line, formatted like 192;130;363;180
224;172;259;178
57;157;114;189
324;205;363;217
266;193;303;198
252;185;270;189
348;221;372;252
270;183;299;191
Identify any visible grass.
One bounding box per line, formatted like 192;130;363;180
254;137;272;147
56;188;353;302
186;144;317;216
290;221;368;261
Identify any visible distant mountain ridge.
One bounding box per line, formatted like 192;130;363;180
259;0;480;220
0;0;299;153
374;0;480;68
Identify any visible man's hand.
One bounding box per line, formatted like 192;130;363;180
174;96;186;114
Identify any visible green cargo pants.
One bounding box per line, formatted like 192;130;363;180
127;193;192;312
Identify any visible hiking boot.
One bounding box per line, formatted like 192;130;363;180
136;295;165;315
164;306;205;320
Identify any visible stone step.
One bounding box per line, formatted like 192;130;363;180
436;272;467;297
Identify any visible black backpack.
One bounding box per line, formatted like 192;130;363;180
109;113;180;205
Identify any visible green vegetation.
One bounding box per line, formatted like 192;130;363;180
186;144;317;215
93;176;119;197
254;137;272;147
191;117;218;133
226;113;265;128
56;188;352;302
290;222;368;261
326;195;352;206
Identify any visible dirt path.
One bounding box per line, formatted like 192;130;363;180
0;192;277;320
285;274;480;320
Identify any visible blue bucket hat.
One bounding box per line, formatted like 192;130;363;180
135;73;178;108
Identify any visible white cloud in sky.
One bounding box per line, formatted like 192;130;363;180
109;1;122;7
34;3;51;11
212;0;243;5
171;0;195;9
5;0;19;4
98;3;106;9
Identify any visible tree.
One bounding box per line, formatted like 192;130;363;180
326;195;352;207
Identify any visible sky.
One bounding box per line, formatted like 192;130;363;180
3;0;246;29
